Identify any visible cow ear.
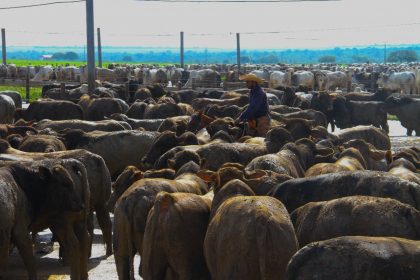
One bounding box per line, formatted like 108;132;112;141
385;150;393;165
245;169;267;179
133;171;144;181
196;169;216;183
38;166;52;180
167;159;175;168
369;149;386;161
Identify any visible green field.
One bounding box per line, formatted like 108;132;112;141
0;85;42;102
8;59;170;67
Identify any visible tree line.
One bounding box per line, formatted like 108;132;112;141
6;45;420;64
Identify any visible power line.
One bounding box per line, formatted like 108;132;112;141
0;0;85;10
135;0;339;2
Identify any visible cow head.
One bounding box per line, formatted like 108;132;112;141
38;162;85;213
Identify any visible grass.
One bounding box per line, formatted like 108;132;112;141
8;59;171;67
387;114;398;121
0;86;42;102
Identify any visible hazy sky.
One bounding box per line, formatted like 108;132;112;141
1;0;420;49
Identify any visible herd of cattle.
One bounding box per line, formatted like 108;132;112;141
0;66;419;280
1;62;420;95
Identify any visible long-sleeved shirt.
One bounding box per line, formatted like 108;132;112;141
239;85;269;121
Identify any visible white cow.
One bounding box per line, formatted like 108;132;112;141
56;66;80;81
6;64;17;79
0;95;16;124
32;65;54;81
183;69;221;89
377;71;416;95
291;70;315;90
315;70;348;91
96;68;117;82
143;68;167;85
250;69;270;82
269;69;292;89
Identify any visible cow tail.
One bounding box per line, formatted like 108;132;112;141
256;216;268;280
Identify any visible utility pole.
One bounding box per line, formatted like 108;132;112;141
236;33;241;77
97;27;102;68
180;31;184;69
384;43;387;64
1;28;6;65
86;0;96;92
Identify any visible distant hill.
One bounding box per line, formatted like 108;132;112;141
5;44;420;64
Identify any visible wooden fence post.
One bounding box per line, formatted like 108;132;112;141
25;66;30;101
1;28;6;65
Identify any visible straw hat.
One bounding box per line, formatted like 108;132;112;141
239;73;265;84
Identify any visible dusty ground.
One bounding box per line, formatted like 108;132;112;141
4;121;419;280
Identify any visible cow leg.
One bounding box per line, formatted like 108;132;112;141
381;121;389;133
113;215;134;280
73;221;89;280
407;129;413;136
415;129;420;136
328;117;335;132
95;206;113;256
87;210;94;258
0;232;12;278
53;226;82;280
115;253;134;280
11;228;37;280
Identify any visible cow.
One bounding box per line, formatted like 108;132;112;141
291;71;315;90
143;68;168;85
385;96;420;136
142;191;212;280
269;70;292;89
245;138;334;178
388;158;420;184
17;134;66;153
56;66;80;81
17;99;84;121
32;65;54;81
154;127;296;171
81;97;129;121
269;170;420;212
315;70;348;91
0;91;22;109
0;159;89;280
0;141;113;257
113;173;209;280
59;129;159;178
34;119;131;132
291;195;420;247
285;236;420;280
183;69;221;88
305;147;366;177
376;71;416;94
204;180;298;280
334;125;391;150
0;95;16;124
191;95;249;111
345;100;389;132
96;68;117;83
109;114;164;131
342;139;392;171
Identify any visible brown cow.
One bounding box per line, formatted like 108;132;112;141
204;186;298;280
270;170;420;212
142;191;212;280
286;236;420;280
305;147;366;177
0;159;89;280
291;196;420;247
113;173;209;280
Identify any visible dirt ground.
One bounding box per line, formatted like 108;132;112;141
4;121;419;280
